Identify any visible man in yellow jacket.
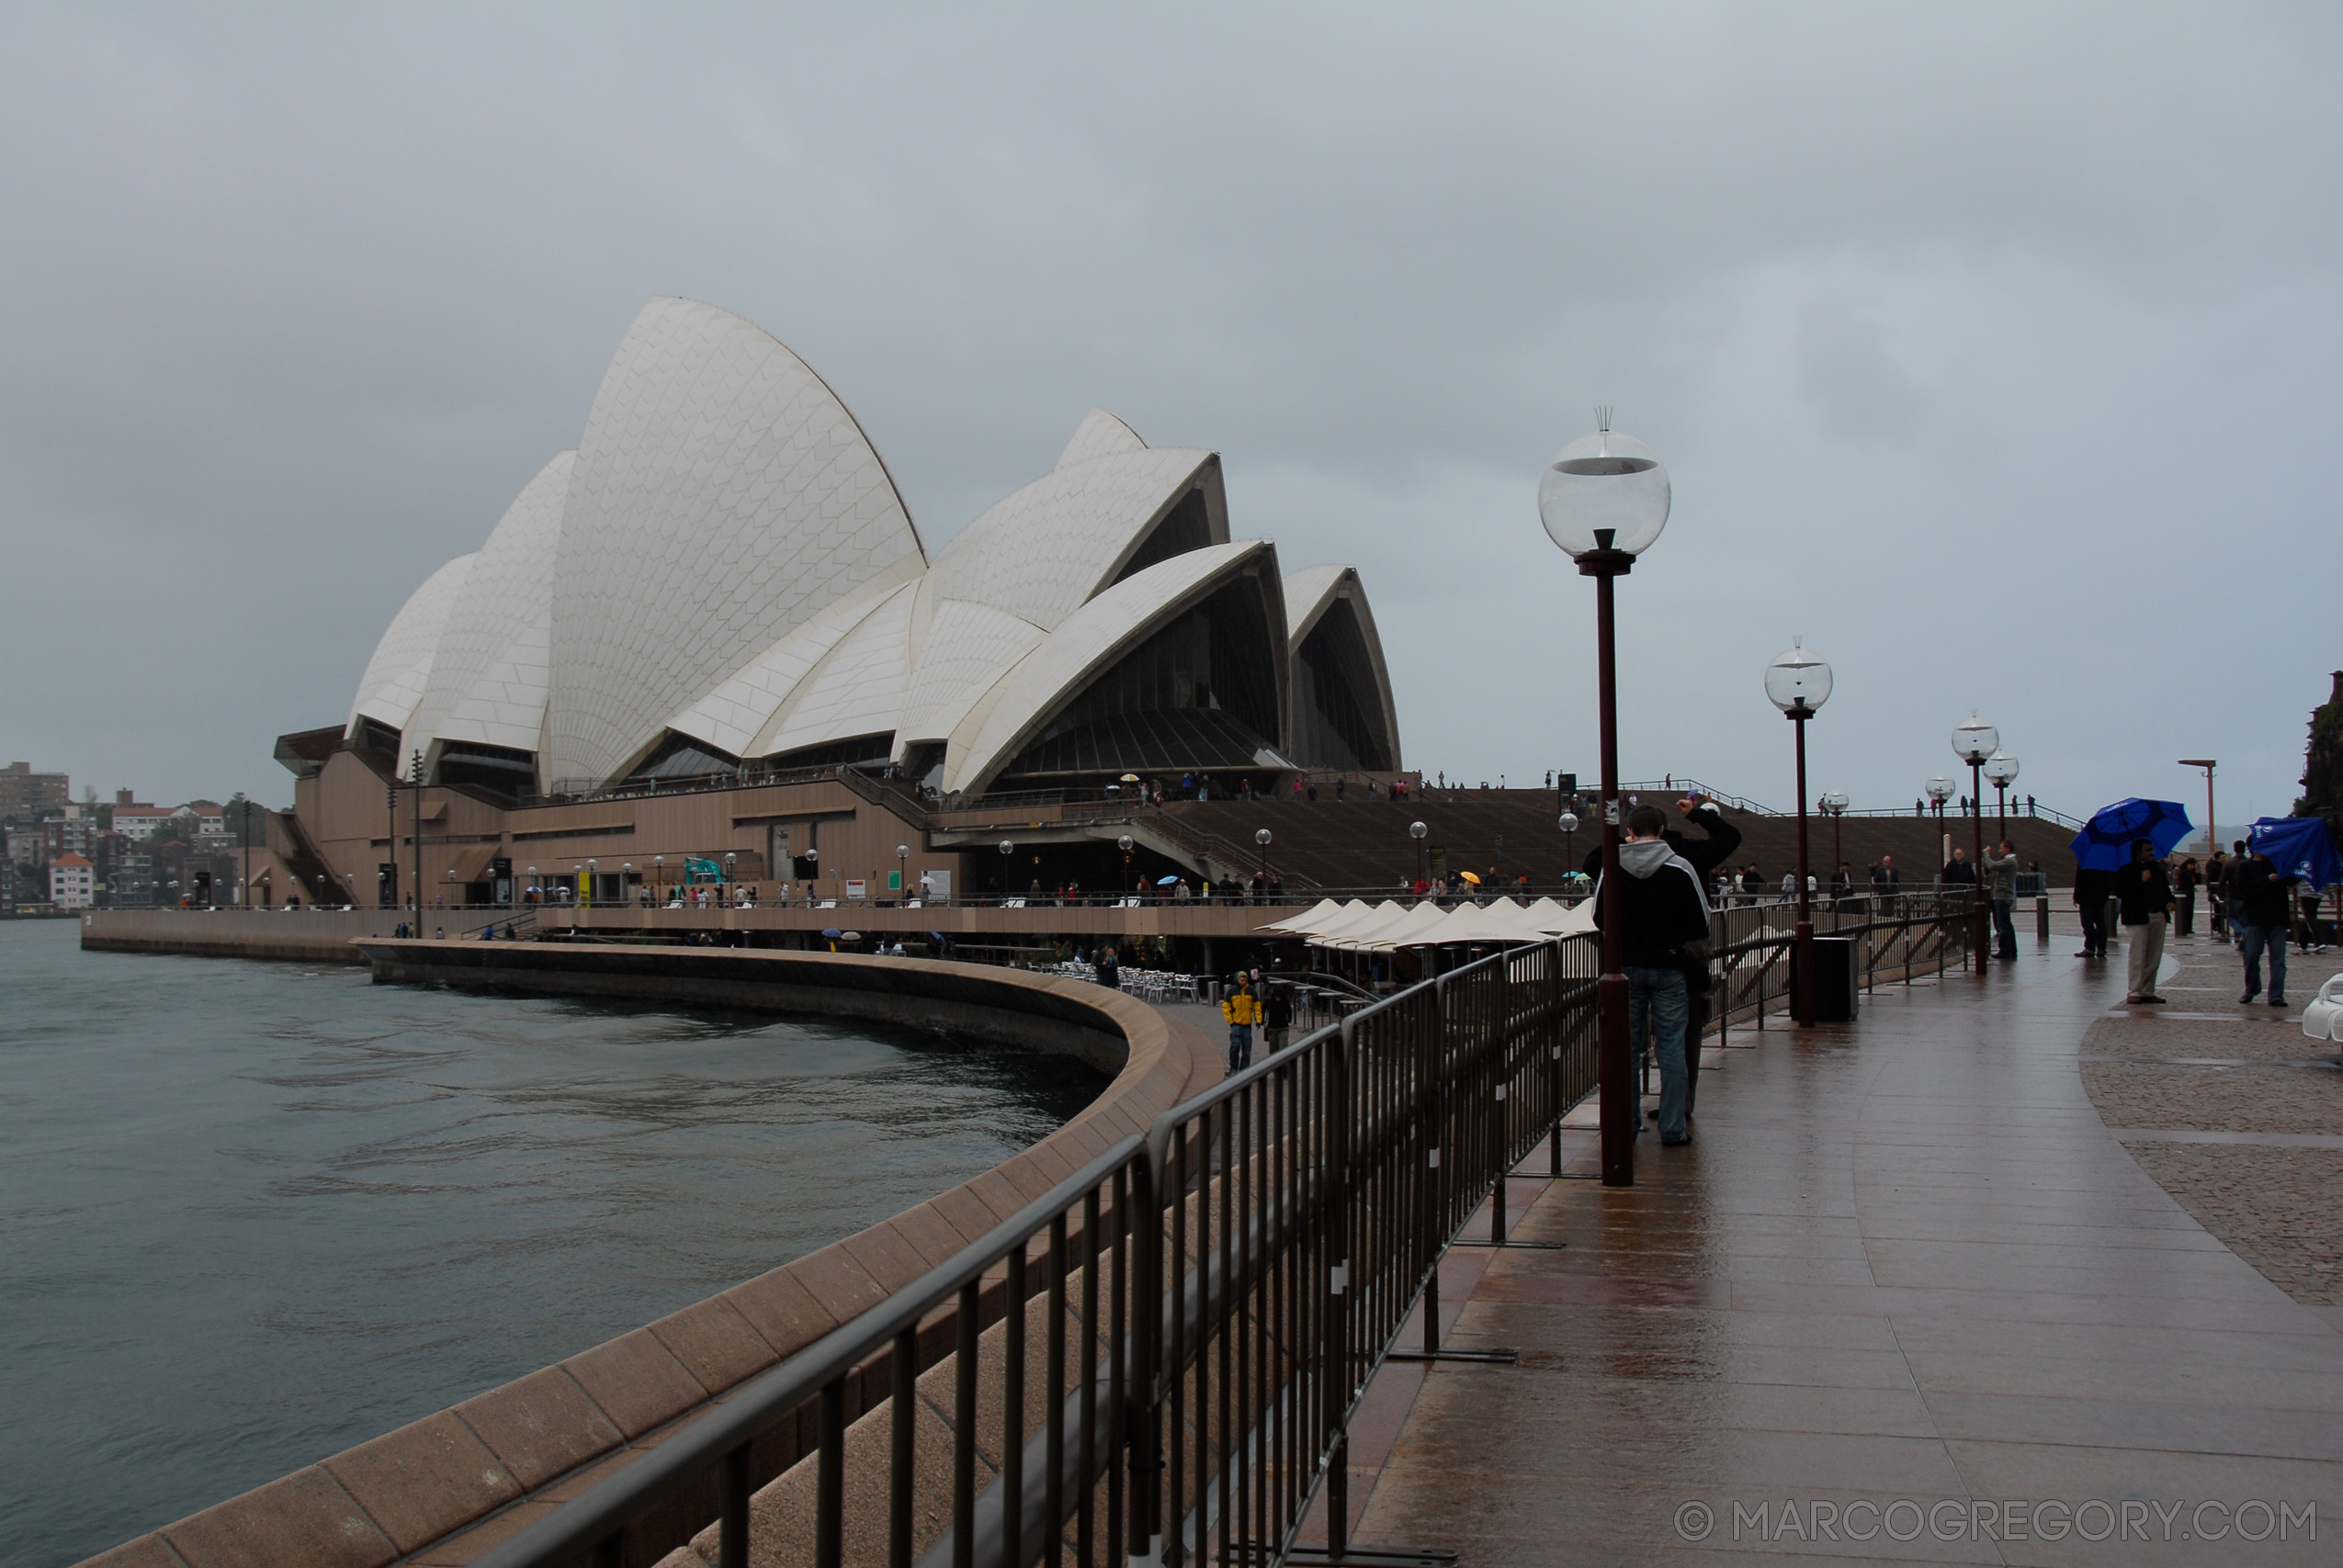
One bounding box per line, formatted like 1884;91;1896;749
1221;976;1258;1072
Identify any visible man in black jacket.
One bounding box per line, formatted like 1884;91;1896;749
1592;804;1712;1146
1582;798;1740;1120
2113;840;2175;1004
2235;849;2296;1006
2073;863;2115;958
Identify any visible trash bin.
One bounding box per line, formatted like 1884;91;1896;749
1791;935;1860;1023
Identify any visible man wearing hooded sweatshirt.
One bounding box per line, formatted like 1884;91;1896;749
1592;803;1711;1145
1582;797;1739;1118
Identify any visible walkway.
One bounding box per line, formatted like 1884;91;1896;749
1343;926;2343;1563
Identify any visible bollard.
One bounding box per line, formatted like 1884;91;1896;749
2036;895;2050;942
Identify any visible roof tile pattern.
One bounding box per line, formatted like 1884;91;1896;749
1055;406;1149;469
547;299;925;784
402;450;574;761
349;553;476;735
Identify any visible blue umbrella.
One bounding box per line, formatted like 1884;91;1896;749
2069;798;2192;872
2247;816;2343;889
1156;874;1183;886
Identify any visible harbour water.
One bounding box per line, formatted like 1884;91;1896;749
0;920;1103;1567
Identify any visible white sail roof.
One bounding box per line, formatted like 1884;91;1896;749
402;450;573;761
340;308;1397;800
350;552;475;736
546;297;927;785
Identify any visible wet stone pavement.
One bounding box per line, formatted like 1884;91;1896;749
1341;922;2343;1564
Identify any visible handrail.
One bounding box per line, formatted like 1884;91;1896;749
390;897;1971;1568
469;1135;1152;1568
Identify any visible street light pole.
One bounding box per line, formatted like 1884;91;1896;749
411;749;424;925
1559;811;1579;891
1409;819;1428;890
1952;715;1999;976
1540;413;1671;1188
2179;759;2217;861
1766;642;1832;1027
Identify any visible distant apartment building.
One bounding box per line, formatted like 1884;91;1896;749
110;853;155;907
110;805;185;840
47;818;96;860
6;823;48;870
51;853;95;908
0;761;69;818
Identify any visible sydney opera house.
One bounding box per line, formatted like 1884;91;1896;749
269;298;1401;910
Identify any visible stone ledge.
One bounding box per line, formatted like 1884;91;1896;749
82;946;1199;1568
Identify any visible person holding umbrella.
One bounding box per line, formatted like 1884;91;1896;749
2115;840;2177;1004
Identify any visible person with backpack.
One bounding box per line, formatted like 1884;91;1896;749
1591;804;1712;1146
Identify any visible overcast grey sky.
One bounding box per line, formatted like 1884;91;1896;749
3;3;2336;822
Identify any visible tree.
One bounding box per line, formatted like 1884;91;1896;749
2297;670;2343;839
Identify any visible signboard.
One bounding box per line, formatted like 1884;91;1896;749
888;870;902;891
845;878;867;901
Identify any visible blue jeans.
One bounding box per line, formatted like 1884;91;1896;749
1627;966;1690;1142
1992;897;2018;957
2241;925;2288;1001
1227;1024;1253;1073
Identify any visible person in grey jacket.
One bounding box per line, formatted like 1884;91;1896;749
1591;805;1711;1145
1983;840;2021;960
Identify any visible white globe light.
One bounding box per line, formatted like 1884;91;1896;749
1764;641;1833;716
1925;774;1954;804
1255;828;1273;846
1558;811;1579;833
1409;820;1428;840
1819;789;1849;814
1984;751;2020;786
1537;424;1670;559
1952;713;1999;764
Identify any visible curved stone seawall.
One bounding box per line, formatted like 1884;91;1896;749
82;942;1210;1568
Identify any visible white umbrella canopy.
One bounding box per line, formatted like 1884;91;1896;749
1257;897;1341;934
1395;902;1549;947
1306;900;1407;947
1323;901;1428;950
1522;896;1596;936
1353;900;1454;950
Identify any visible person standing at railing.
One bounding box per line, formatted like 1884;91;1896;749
1870;855;1901;906
1592;804;1711;1147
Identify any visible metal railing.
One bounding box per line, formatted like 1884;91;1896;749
449;896;1972;1568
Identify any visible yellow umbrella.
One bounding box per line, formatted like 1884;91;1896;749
1457;870;1482;886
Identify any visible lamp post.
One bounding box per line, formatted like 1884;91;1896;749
2179;759;2217;860
586;858;598;908
446;867;457;910
724;852;736;907
654;854;664;900
526;865;537;907
1559;811;1579;890
999;840;1013;905
1926;773;1952;847
1409;818;1428;890
1254;827;1272;895
623;863;634;906
1539;412;1671;1188
1952;714;1999;975
1117;834;1134;900
1984;751;2020;848
411;749;424;918
1818;790;1849;894
896;843;910;905
1765;642;1832;1026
